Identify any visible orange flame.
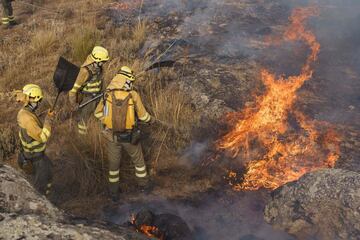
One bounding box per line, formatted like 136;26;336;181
131;214;164;240
217;7;341;191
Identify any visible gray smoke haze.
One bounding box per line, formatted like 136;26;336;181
103;191;293;240
308;0;360;126
108;0;360;239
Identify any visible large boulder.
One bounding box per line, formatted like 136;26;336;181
264;169;360;240
0;165;147;240
0;165;62;218
0;213;130;240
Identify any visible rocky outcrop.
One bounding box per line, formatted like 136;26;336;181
0;165;147;240
264;169;360;240
0;213;133;240
0;165;61;218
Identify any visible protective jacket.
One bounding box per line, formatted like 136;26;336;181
69;56;103;105
94;74;151;131
17;106;52;158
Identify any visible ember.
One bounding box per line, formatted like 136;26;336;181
217;7;341;191
131;214;165;239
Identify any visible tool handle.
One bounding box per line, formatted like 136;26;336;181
78;93;104;109
51;92;61;112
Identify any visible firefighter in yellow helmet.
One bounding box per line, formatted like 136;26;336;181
95;66;154;200
17;84;55;196
69;46;109;135
1;0;16;29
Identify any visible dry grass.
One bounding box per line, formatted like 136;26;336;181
107;21;147;63
69;27;101;64
0;0;201;199
30;29;57;56
54;119;107;196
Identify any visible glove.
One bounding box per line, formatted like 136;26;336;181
46;110;56;122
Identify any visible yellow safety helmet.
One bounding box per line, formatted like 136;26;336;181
22;84;43;103
90;46;110;63
118;66;135;81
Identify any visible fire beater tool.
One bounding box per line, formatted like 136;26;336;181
51;56;80;111
77;59;176;110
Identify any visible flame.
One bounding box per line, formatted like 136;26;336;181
217;7;341;191
131;214;164;240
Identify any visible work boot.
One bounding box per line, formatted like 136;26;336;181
137;177;153;194
9;21;17;27
110;192;120;203
108;188;120;203
1;24;10;30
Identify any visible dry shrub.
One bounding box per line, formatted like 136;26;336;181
30;29;57;56
69;28;101;64
109;21;147;61
132;20;147;49
0;124;18;162
138;69;200;172
18;0;48;15
55;119;107;196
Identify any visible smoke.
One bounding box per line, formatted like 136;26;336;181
103;191;293;240
179;141;209;166
308;0;360;126
134;0;292;61
106;0;360;238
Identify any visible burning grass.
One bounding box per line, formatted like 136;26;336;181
217;7;341;191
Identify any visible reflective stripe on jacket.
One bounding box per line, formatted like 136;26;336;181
94;74;151;130
69;61;103;104
17;107;51;154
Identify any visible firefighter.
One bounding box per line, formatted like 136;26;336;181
94;66;153;200
69;46;109;135
17;84;55;196
1;0;16;28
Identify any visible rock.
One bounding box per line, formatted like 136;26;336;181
0;165;61;218
0;214;129;240
0;165;147;239
264;169;360;240
133;209;193;240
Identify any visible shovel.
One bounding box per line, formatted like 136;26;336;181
51;57;80;111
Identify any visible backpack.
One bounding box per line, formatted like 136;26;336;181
111;91;131;133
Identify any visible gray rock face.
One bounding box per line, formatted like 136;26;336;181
0;165;146;240
0;214;128;240
0;165;62;218
264;169;360;240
